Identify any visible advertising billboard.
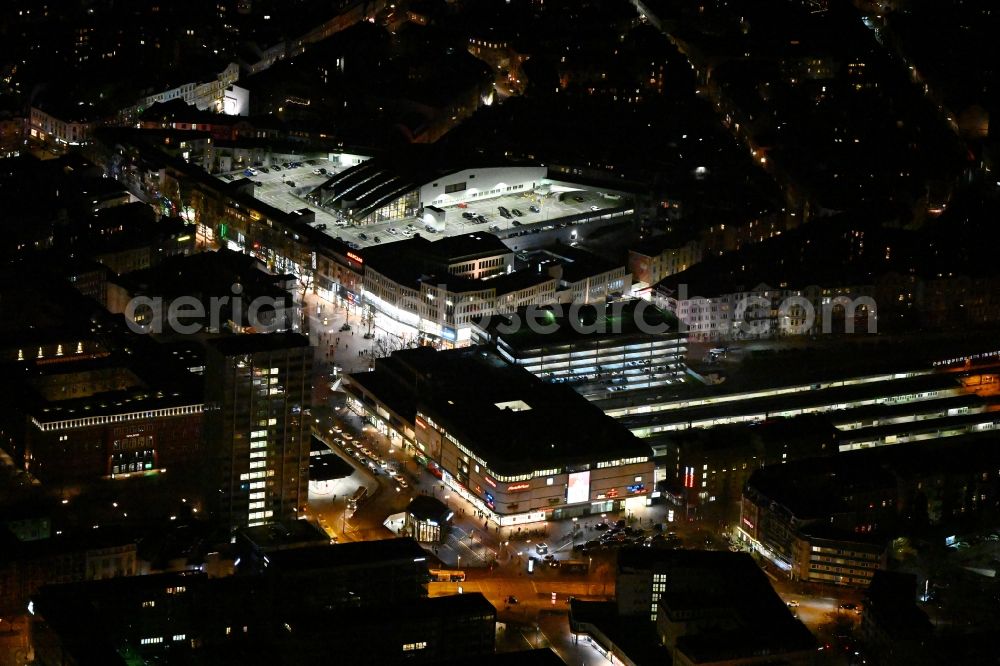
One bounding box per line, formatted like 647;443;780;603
567;471;591;505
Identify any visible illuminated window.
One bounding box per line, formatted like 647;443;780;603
402;642;427;651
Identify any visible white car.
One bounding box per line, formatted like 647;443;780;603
387;228;398;235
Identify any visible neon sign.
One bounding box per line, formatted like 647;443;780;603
347;251;363;264
507;482;530;492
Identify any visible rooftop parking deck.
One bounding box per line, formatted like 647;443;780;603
216;162;630;250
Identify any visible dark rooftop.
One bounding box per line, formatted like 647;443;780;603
530;242;622;284
482;299;680;350
262;537;428;572
206;332;310;356
428;232;511;261
238;520;330;552
745;456;897;521
358;347;650;474
618;548;816;662
407;495;452;524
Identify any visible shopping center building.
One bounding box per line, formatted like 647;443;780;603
344;347;654;526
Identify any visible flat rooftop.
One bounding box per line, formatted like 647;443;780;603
221;157;626;250
746;456;898;520
262;537;428;572
594;332;1000;413
206;332;310;356
616;548;815;661
617;371;966;431
483;300;681;351
362;347;651;474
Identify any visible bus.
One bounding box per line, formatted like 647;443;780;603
347;485;368;511
560;560;590;574
429;569;466;582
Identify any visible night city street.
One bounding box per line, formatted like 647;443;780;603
1;0;1000;664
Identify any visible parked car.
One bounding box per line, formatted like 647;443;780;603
461;212;475;220
511;208;524;217
511;220;522;226
259;167;270;173
529;204;540;213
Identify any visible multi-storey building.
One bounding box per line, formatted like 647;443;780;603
29;538;494;665
2;334;204;486
363;233;555;346
473;300;687;398
654;281;876;341
628;236;702;287
204;333;311;530
529;244;631;304
739;458;895;586
0;528;137;614
345;347;654;526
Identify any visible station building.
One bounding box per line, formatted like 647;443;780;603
344;347;654;526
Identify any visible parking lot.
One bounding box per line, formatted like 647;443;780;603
217;162;629;250
319;189;629;249
217;157;346;221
